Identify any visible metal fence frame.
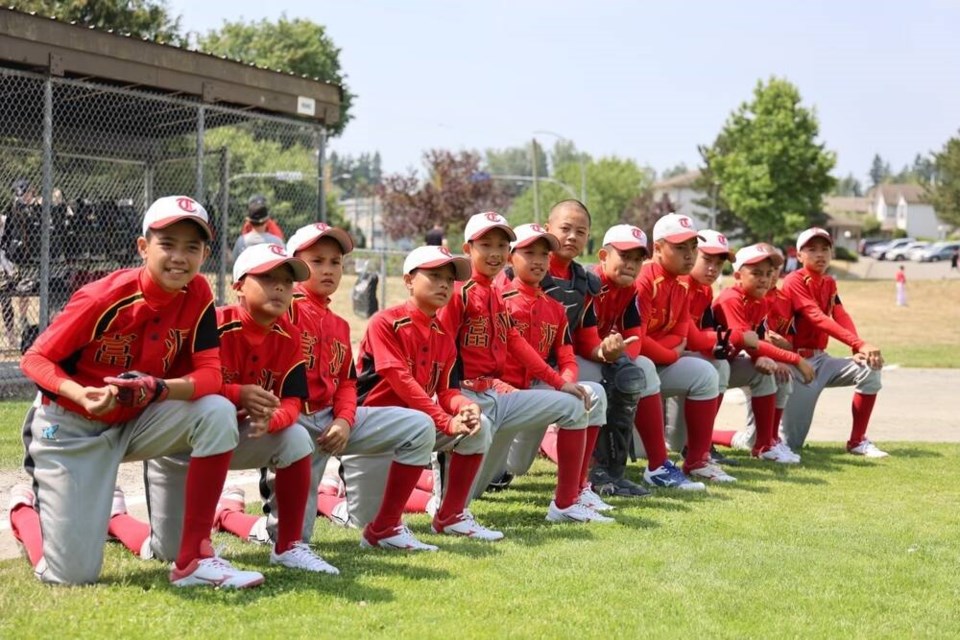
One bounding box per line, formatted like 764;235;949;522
0;66;326;393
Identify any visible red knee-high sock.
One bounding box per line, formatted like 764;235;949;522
175;450;232;569
712;430;737;447
634;393;668;470
540;427;560;465
436;452;482;524
404;488;432;513
683;397;716;473
368;461;424;536
849;393;878;449
9;505;43;567
219;510;258;540
579;426;601;488
555;427;587;509
273;455;312;554
715;393;725;418
108;514;151;557
750;393;777;456
773;407;785;443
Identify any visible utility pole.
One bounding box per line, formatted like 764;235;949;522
531;138;540;224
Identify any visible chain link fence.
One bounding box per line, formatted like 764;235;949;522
0;66;326;394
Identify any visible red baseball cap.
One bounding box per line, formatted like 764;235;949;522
733;243;785;271
512;223;560;251
232;243;309;288
464;211;516;242
287;223;354;255
698;230;735;261
403;245;471;281
602;224;649;252
796;227;833;251
653;213;701;243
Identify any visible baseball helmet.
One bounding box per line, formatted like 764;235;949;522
247;194;269;223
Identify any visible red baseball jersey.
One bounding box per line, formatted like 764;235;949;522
498;278;576;388
680;277;718;354
782;268;864;352
635;261;691;365
765;287;795;341
713;285;800;364
21;267;220;424
356;301;469;435
436;271;565;389
217;305;308;432
590;265;643;360
287;284;358;425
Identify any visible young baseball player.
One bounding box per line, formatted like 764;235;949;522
437;212;599;525
667;230;774;463
712;244;816;462
269;223;438;551
495;224;612;514
536;201;653;498
895;266;907;307
10;196;262;588
635;213;731;483
356;245;513;541
780;228;887;457
587;224;706;491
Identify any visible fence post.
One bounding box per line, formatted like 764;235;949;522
317;126;327;223
39;77;53;331
196;106;205;202
218;146;230;304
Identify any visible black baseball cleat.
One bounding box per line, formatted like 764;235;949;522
485;472;514;493
589;469;651;498
681;445;741;467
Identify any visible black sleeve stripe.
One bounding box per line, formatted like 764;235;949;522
623;295;643;329
217;320;243;337
501;289;520;300
92;293;144;341
355;352;379;404
193;301;219;352
392;317;412;332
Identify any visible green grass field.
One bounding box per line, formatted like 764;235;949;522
2;445;958;638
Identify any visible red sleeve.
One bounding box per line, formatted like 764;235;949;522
508;327;566;389
332;356;357;427
383;368;455;435
268;397;302;432
623;327;644;360
555;317;578;382
574;325;601;360
438;389;470;417
784;277;864;350
686;326;716;354
437;286;465;338
186;349;223;399
640;337;679;364
222;383;242;406
754;340;801;364
19;350;68;396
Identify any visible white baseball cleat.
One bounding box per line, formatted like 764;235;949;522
270;542;340;574
643;461;706;491
546;501;615;524
757;446;800;464
169;544;264;589
361;524;439;552
577;487;615;512
848;440;889;458
773;441;801;463
689;463;737;483
432;510;504;541
425;495;440;518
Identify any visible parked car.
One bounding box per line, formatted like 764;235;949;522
907;243;934;261
885;241;929;261
869;237;915;260
919;242;960;262
858;237;887;256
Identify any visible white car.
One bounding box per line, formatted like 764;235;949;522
907;243;934;261
885;241;928;261
871;237;915;260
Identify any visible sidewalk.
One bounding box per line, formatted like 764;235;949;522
1;367;957;562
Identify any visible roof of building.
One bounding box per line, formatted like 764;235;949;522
823;196;871;215
866;183;929;205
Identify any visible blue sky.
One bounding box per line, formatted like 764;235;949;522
170;0;960;185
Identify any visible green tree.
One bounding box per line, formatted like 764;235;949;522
199;15;354;136
869;153;891;187
660;163;691;180
831;172;863;197
508;156;649;249
699;77;836;243
9;0;183;42
928;133;960;229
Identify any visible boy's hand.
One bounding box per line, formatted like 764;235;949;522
857;343;884;370
559;382;590;410
754;356;778;375
79;385;117;416
599;332;625;362
318;418;351;454
796;358;815;384
741;330;760;349
457;403;482;435
247;412;271;439
766;330;793;350
773;363;794;384
673;338;688;356
238;385;280;416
